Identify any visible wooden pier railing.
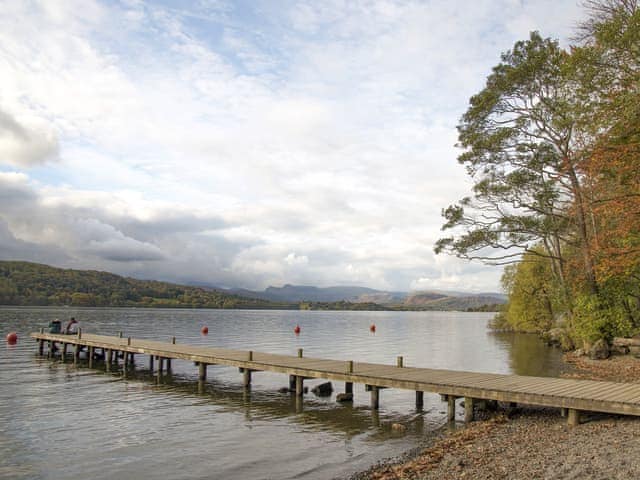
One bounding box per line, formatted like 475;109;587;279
30;331;640;426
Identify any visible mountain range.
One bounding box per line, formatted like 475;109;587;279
0;260;506;311
221;284;507;310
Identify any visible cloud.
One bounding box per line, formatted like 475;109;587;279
0;108;59;167
0;1;587;292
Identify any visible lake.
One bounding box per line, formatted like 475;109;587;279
0;307;566;480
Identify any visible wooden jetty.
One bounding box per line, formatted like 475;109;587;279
30;330;640;426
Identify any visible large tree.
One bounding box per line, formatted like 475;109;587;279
435;32;598;295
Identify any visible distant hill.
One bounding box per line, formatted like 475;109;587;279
0;261;506;312
227;284;407;303
223;284;506;311
0;261;291;309
402;295;507;311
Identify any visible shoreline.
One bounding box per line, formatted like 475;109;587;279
350;353;640;480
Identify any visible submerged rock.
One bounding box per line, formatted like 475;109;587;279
336;393;353;402
391;423;406;433
311;382;333;396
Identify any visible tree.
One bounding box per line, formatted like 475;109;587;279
435;32;598;295
498;249;560;332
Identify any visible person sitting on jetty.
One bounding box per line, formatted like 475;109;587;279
64;318;79;335
48;319;61;334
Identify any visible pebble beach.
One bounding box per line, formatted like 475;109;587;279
350;354;640;480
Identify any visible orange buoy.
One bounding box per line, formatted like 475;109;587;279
369;324;376;333
6;332;18;344
201;326;209;335
294;325;301;335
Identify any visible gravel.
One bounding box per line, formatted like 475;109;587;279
350;355;640;480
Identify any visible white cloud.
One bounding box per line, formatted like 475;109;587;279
0;0;586;292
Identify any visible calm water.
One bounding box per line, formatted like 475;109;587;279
0;308;566;480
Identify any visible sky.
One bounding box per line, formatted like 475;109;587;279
0;0;585;292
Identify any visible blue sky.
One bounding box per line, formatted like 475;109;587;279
0;0;584;291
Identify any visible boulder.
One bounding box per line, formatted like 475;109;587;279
542;328;573;351
629;346;640;357
589;339;610;360
336;393;353;402
613;337;640;347
312;382;333;396
610;345;630;356
278;387;290;393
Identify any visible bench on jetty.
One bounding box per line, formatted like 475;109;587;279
30;330;640;426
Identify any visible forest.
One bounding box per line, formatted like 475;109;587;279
0;261;292;309
436;1;640;349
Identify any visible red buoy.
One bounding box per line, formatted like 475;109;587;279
294;325;301;335
6;332;18;344
201;326;209;335
369;324;376;333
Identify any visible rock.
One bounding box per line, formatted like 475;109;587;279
303;386;309;394
278;387;290;393
336;393;353;402
589;339;610;360
391;423;406;433
611;345;630;356
542;328;573;351
574;348;585;357
613;337;640;347
311;382;333;396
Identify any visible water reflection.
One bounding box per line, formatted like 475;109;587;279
491;332;568;377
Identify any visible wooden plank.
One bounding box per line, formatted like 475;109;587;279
28;331;640;418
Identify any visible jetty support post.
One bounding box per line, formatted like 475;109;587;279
416;391;424;410
106;349;112;372
74;343;80;365
61;343;68;362
464;397;474;423
345;360;354;394
370;386;380;410
567;409;581;427
295;375;303;396
88;346;94;368
243;350;253;389
38;339;44;356
167;337;175;371
149;355;154;372
122;352;129;377
156;357;164;383
448;395;456;422
198;362;207;393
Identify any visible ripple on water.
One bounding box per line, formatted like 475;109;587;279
0;307;566;480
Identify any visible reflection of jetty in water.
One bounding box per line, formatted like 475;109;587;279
35;353;434;440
